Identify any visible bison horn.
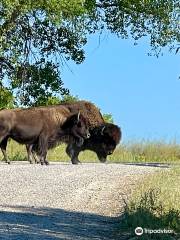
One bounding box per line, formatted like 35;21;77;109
101;126;106;135
77;111;80;122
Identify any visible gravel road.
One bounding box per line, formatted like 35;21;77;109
0;162;161;240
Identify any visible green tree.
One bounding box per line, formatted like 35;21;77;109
102;113;114;123
0;0;179;102
0;0;87;83
12;62;69;106
0;87;14;109
0;0;87;104
61;94;79;103
42;96;62;106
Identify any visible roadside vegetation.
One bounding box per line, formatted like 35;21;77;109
117;167;180;239
109;141;180;164
1;139;180;164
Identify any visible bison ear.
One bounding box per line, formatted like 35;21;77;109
101;126;106;135
61;114;78;130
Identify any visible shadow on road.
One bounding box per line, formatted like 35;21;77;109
121;162;170;168
0;205;121;240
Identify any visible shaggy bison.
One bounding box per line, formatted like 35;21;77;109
66;122;121;164
28;101;121;164
0;106;90;165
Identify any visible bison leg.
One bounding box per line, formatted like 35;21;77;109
0;137;10;164
38;135;49;165
38;147;48;165
32;151;40;164
26;144;34;164
66;144;81;165
39;148;49;165
39;152;48;165
26;144;40;164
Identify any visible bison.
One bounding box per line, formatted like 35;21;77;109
28;101;121;164
0;105;90;165
66;122;121;164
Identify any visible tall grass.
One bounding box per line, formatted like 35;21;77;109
0;139;180;164
109;141;180;164
117;167;180;239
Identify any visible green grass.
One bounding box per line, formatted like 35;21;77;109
109;141;180;164
117;167;180;239
1;139;180;164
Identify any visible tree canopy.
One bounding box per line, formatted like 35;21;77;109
0;0;179;106
0;87;14;108
12;62;69;106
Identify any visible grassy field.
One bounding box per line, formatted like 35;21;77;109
1;139;180;164
117;167;180;239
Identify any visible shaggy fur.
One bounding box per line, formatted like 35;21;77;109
60;101;121;164
66;122;122;164
0;106;89;165
30;101;121;164
16;101;120;164
63;101;104;129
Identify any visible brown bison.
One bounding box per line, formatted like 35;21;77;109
62;101;121;164
66;122;121;164
29;101;121;164
0;105;90;165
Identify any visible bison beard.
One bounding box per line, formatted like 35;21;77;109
0;106;90;165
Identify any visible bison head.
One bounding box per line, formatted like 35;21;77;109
90;123;121;162
62;112;90;146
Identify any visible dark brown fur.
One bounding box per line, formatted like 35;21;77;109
0;106;89;165
66;122;121;164
63;101;104;129
29;101;121;164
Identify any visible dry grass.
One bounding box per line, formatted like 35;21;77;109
109;141;180;164
118;167;180;239
0;140;180;164
129;167;180;214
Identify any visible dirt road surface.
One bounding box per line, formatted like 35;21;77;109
0;162;160;240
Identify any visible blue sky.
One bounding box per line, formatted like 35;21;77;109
61;34;180;143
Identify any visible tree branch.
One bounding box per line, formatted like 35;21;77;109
96;2;119;8
0;57;14;70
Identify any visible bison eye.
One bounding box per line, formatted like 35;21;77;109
77;122;82;128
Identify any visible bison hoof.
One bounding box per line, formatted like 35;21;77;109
72;161;78;165
7;161;11;164
45;161;49;165
72;160;81;165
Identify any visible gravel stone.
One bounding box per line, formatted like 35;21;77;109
0;162;160;239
